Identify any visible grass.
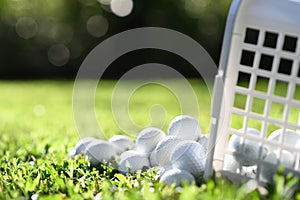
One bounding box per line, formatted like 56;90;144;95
0;79;299;199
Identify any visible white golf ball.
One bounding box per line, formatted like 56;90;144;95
69;137;96;157
84;139;117;166
295;139;300;149
228;128;267;166
171;141;206;178
136;127;165;153
241;166;257;179
294;140;300;167
157;165;174;177
149;150;158;167
109;135;134;155
159;168;195;186
197;134;208;155
267;129;300;151
119;150;141;161
118;153;150;174
168;115;201;141
155;135;184;166
223;154;239;172
261;149;295;183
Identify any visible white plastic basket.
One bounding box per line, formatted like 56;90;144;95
205;0;300;183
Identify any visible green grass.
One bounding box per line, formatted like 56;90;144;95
0;80;299;199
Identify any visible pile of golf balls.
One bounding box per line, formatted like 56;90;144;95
69;115;208;186
224;128;300;183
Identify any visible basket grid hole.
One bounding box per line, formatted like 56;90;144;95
244;27;260;45
274;80;289;97
234;93;247;110
248;118;263;132
237;71;251;88
266;123;281;137
263;31;278;49
278;58;293;75
255;76;269;93
240;50;255;67
259;54;273;71
283;35;298;53
293;84;300;101
288;107;300;124
269;102;285;120
230;113;244;129
251;97;265;115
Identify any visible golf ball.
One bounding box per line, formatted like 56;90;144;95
223;154;239;172
149;150;158;167
168;115;201;141
171;141;206;178
155;135;184;166
294;140;300;168
136;127;165;153
228;128;267;166
109;134;134;155
241;166;257;179
159;168;195;186
69;137;96;157
261;149;295;183
267;129;300;152
197;134;208;155
119;150;141;161
118;153;150;174
84;139;117;166
157;165;174;177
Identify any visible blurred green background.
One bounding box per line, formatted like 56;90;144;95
0;0;232;79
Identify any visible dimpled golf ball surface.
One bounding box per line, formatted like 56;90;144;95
120;150;141;161
71;137;96;157
136;127;165;153
84;139;117;166
118;153;150;174
228;128;267;166
223;154;239;172
197;135;208;154
295;140;300;165
149;150;158;167
109;135;134;154
159;168;195;186
261;150;295;183
267;129;300;151
157;165;174;177
155;136;184;166
171;141;205;177
168;115;201;141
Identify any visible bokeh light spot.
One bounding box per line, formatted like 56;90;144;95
15;17;38;39
48;44;70;67
86;15;109;38
110;0;133;17
33;104;46;116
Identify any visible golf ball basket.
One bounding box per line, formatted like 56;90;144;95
205;0;300;182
